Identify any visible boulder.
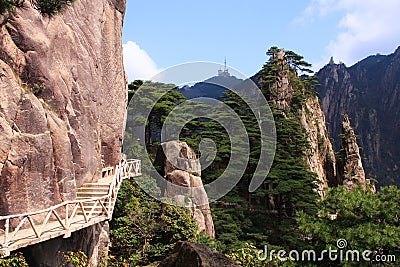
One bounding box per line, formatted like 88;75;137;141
158;241;240;267
156;140;201;176
156;141;215;237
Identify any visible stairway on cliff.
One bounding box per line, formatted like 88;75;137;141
76;174;114;216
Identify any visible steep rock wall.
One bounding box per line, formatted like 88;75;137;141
264;49;336;196
336;115;373;191
0;0;127;216
316;48;400;186
264;49;365;196
300;95;336;196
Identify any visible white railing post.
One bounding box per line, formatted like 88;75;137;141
4;218;9;247
65;204;69;227
129;161;133;176
0;156;141;257
135;160;140;176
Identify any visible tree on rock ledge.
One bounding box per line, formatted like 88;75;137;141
0;0;75;16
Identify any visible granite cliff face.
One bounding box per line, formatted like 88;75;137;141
264;49;337;196
0;0;127;216
271;49;293;110
265;49;367;195
300;95;336;196
317;47;400;186
336;115;369;190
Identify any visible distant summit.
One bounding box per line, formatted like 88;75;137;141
178;60;243;99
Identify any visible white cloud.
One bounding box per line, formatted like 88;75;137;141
305;0;400;67
123;41;161;81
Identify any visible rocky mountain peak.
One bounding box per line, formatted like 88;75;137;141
272;49;294;110
316;46;400;187
300;95;336;196
329;56;335;65
336;114;367;190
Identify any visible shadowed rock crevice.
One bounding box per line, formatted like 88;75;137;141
21;221;110;267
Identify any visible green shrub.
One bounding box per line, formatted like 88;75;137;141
227;243;296;267
59;250;88;267
108;179;198;266
0;0;24;14
30;0;75;16
0;0;76;16
0;252;29;267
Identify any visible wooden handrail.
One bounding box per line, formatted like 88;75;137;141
0;157;141;257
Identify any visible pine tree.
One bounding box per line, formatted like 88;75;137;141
298;185;400;266
0;0;75;16
256;47;319;249
211;47;320;251
127;81;186;146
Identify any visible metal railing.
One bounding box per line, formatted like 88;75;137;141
0;158;141;257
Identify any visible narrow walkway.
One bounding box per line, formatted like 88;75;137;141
0;158;141;257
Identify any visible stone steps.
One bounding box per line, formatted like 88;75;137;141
75;181;112;216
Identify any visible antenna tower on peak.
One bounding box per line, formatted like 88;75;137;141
218;57;231;77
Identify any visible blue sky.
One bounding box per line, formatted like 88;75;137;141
122;0;400;81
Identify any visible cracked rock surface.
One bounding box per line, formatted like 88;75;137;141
0;0;127;215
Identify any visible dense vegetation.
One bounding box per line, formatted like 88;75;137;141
298;186;400;266
108;141;198;266
0;252;28;267
0;42;397;265
205;47;320;253
0;0;75;16
108;178;198;266
109;46;400;266
114;47;317;264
